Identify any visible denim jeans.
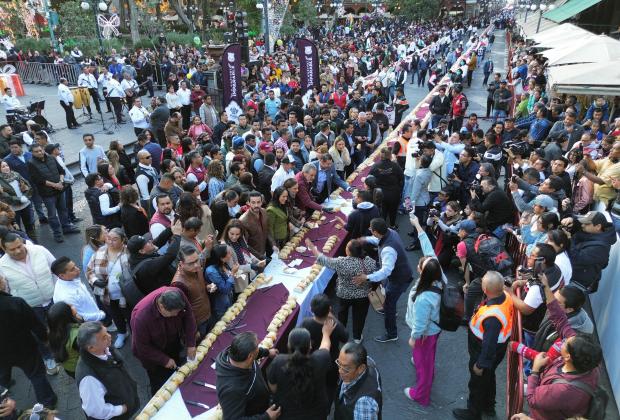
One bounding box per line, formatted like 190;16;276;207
384;279;411;337
41;191;71;237
612;213;620;236
493;109;507;123
0;348;57;407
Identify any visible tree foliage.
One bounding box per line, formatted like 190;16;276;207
388;0;440;21
291;0;318;27
56;0;95;40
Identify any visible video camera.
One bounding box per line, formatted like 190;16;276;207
428;202;442;218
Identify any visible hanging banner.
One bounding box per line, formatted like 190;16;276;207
221;43;242;122
296;38;319;94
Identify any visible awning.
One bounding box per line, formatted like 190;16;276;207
517;14;559;37
535;32;596;49
530;22;589;43
543;34;620;65
548;61;620;95
543;0;603;23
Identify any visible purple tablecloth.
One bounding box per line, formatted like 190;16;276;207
178;283;297;417
279;212;349;270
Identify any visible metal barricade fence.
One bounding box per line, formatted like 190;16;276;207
505;231;527;418
13;61;81;86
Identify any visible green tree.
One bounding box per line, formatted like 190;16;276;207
388;0;440;21
237;0;262;34
291;0;318;27
56;0;95;40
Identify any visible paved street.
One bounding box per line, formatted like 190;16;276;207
5;32;510;419
14;29;620;420
0;83;146;170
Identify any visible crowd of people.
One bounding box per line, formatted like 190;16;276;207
0;9;617;420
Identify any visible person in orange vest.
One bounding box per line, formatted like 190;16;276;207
453;271;513;420
390;123;412;171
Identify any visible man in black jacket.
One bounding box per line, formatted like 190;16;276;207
0;275;57;408
215;332;279;420
346;191;381;239
76;322;139;420
468;176;514;233
127;222;182;295
563;211;617;293
429;86;451;129
27;144;80;243
352;112;376;166
149;97;170;147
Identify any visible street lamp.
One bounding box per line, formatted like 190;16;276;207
80;0;106;54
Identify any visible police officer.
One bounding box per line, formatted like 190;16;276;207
453;271;513;420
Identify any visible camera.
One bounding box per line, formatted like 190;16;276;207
411;151;420;158
469;180;482;196
428;202;442;218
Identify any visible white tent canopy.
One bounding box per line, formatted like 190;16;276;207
548;61;620;96
534;32;596;49
529;22;590;43
542;34;620;65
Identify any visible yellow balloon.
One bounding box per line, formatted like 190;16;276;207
276;39;283;46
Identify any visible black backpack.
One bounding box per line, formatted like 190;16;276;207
429;284;464;332
473;234;514;276
552;378;608;420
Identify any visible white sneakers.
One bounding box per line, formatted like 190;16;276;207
114;333;127;349
353;335;364;344
44;358;59;375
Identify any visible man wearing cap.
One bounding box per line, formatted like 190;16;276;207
510;176;566;214
492;80;511;124
270;156;295;192
251;141;273;177
127;222;182;296
562;211;617;293
226;136;246;173
506;243;564;367
429;86;450;129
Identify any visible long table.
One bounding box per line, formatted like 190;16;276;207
146;25;494;420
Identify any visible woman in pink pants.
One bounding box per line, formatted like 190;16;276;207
404;256;442;406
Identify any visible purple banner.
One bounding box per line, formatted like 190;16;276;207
296;38;319;93
221;43;242;108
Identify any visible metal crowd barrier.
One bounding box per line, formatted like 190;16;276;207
505;231;527;418
13;61;81;86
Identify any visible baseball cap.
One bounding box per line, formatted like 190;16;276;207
44;143;60;154
500;79;508;84
259;141;273;153
532;195;555;210
578;211;608;227
127;233;152;254
459;220;476;233
281;156;292;164
232;136;245;149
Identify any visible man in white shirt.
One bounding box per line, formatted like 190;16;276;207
76;322;139;419
77;66;101;115
58;77;80;129
271;156;296;192
128;97;150;136
0;233;60;374
135;150;158;209
1;87;23;113
97;67;114;113
177;80;192;130
51;257;105;321
120;73;138;110
106;77;125;124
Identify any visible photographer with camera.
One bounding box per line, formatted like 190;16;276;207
507;243;564;362
482;133;502;177
510;175;566;214
405;154;432;251
420;141;445;201
453;147;480;205
562;211;617;293
469;176;514;234
428;200;463;269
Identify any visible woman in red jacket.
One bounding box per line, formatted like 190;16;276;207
524;273;602;420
